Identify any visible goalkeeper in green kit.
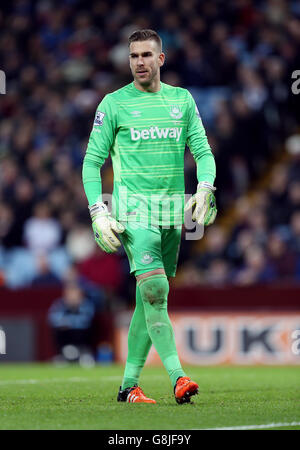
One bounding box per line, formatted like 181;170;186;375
82;30;217;404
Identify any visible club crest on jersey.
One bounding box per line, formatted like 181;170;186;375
170;105;183;120
94;111;105;126
141;252;154;265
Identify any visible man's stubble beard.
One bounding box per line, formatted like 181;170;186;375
133;66;158;88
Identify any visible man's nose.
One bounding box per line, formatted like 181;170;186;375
137;57;144;65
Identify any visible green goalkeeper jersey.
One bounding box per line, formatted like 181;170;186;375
82;81;216;226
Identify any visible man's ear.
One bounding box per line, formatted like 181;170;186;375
158;52;165;67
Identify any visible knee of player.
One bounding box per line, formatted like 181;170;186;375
139;276;169;306
144;287;164;305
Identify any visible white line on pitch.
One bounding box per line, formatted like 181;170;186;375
198;422;300;430
0;375;165;385
0;377;89;385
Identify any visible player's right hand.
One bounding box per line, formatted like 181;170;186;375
89;202;125;253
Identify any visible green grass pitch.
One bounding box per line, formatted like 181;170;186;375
0;363;299;430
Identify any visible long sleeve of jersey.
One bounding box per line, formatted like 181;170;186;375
186;92;216;186
82;95;117;205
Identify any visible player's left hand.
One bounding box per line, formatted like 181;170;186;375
184;181;217;226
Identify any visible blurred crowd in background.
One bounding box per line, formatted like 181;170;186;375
0;0;300;305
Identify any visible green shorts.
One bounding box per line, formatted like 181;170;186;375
119;223;182;277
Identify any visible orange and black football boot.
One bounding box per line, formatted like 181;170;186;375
117;385;156;404
174;376;199;404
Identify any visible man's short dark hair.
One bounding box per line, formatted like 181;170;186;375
128;29;162;52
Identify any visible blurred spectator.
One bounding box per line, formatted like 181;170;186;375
289;211;300;253
0;202;15;247
233;245;276;286
286;181;300;220
31;253;61;286
205;259;231;286
77;247;125;295
228;229;255;268
63;264;106;312
23;201;61;254
267;164;290;227
195;225;228;269
267;231;297;281
175;261;203;287
247;208;269;247
48;282;96;362
65;223;96;263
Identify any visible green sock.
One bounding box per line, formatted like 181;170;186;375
138;274;185;387
121;284;152;390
